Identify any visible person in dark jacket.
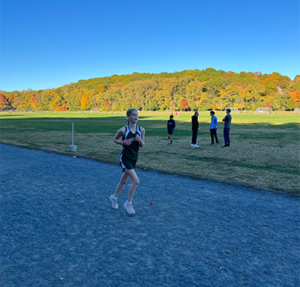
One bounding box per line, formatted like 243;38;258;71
167;115;176;145
222;108;232;148
191;111;199;147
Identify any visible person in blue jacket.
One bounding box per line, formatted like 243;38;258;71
167;115;176;145
209;111;219;145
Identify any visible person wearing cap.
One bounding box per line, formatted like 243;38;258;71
222;109;232;148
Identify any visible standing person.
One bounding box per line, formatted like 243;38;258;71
110;108;145;214
222;108;232;148
191;111;200;147
209;111;219;145
167;115;176;145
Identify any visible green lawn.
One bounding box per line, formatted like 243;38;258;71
1;111;299;194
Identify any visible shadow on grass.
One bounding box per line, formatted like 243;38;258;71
0;117;299;137
0;116;299;194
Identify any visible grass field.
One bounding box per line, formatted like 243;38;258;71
0;111;299;194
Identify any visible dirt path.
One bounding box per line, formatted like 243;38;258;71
0;144;299;286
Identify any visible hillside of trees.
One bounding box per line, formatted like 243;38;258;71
1;68;300;112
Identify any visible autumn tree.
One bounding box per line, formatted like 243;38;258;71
2;91;16;108
50;95;62;110
149;97;159;111
264;101;272;109
186;80;203;110
160;78;178;110
0;94;9;110
31;96;39;110
103;101;111;111
289;91;300;108
80;95;90;110
39;90;53;110
220;82;244;107
2;69;299;112
180;98;189;111
287;99;296;110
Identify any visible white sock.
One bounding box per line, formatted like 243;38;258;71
111;195;117;200
126;201;132;204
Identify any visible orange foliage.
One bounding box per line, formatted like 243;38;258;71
290;91;300;102
0;94;9;109
264;101;272;109
104;101;111;111
262;77;277;92
254;72;262;79
31;97;38;106
80;95;90;110
224;72;235;78
54;104;68;111
232;82;246;88
180;99;189;110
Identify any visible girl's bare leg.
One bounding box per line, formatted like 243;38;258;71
114;172;129;197
169;134;172;142
124;169;140;202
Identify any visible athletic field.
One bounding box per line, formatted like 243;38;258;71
0;111;299;194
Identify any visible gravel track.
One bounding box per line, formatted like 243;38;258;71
0;144;299;287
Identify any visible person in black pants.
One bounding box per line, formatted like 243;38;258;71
191;111;199;147
209;111;218;145
167;115;176;145
222;109;232;148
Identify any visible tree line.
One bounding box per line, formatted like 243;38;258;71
1;68;300;111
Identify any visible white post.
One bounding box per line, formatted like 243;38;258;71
72;123;74;145
69;123;77;152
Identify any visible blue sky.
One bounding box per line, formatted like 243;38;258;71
1;0;299;92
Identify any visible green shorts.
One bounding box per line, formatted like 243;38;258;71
119;154;137;172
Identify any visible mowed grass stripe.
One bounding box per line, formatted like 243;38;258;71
0;111;299;194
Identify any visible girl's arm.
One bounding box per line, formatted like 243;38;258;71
135;127;145;148
114;127;131;146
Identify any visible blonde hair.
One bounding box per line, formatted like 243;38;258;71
126;108;137;117
126;108;138;125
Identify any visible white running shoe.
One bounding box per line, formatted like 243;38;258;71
124;201;136;214
110;195;118;209
191;144;195;147
194;144;199;147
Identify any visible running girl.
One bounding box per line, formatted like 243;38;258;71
167;115;176;145
110;108;145;214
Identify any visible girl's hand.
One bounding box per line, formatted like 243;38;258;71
121;139;132;146
135;135;144;145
